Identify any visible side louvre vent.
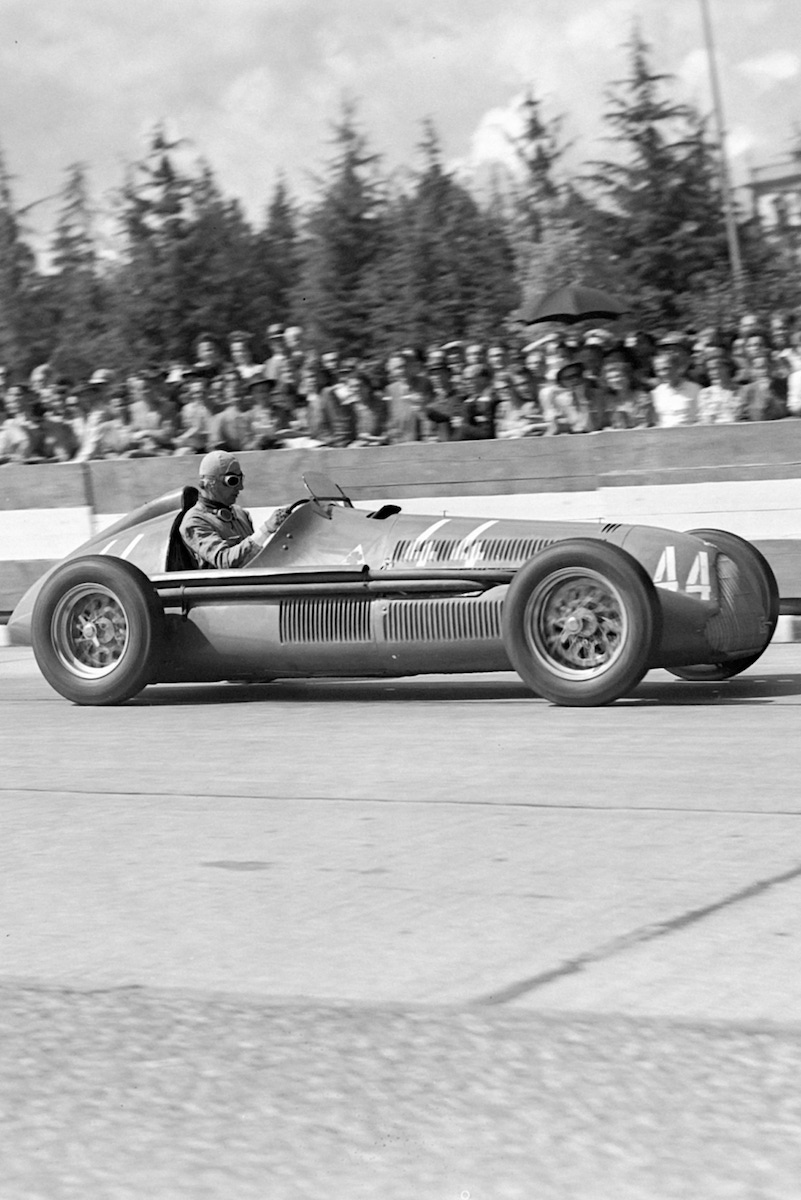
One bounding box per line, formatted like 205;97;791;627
280;597;372;643
390;537;553;567
601;523;622;534
384;597;504;643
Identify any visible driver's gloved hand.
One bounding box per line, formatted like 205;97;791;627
254;507;290;546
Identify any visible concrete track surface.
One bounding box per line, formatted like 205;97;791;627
3;644;801;1199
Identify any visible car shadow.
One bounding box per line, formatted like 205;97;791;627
131;670;801;707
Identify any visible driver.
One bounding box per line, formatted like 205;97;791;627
180;450;289;568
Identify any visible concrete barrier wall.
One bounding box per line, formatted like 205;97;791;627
2;423;801;614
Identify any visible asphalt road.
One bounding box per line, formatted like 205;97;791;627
3;645;801;1199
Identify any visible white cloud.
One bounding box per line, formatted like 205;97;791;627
726;123;757;160
737;50;800;90
4;0;801;252
677;46;712;98
463;98;528;174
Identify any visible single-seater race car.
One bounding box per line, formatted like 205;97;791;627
8;471;778;707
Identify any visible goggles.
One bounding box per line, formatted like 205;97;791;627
222;473;244;486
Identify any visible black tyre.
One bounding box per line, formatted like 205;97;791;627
667;528;779;682
31;555;163;705
502;539;660;706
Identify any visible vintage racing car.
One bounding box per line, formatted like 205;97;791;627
8;472;779;707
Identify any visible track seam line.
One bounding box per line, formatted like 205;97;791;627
2;785;801;817
474;858;801;1006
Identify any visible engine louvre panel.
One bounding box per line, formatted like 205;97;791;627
382;597;504;643
280;597;372;643
390;536;554;567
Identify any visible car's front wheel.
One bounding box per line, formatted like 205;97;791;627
31;555;164;705
502;539;660;706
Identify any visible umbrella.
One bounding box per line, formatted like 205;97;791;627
521;283;630;325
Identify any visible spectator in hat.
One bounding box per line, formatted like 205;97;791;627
506;345;541;412
0;383;46;464
126;373;176;455
384;352;436;443
540;359;606;435
73;371;118;462
522;340;549;391
453;365;497;440
228;330;264;383
346;369;388;446
94;393;141;458
487;344;508;378
493;372;547;438
40;379;79;462
465;343;486;370
623;331;657;388
173;372;215;455
543;336;571;383
180;450;290;569
28;363;53;398
308;360;359;447
738;352;788;422
283;325;306;385
577;339;608;389
696;350;742;424
769;313;791;353
650;342;700;427
192;332;224;381
601;355;655;429
207;370;255;452
423;350;462;440
264;323;289;385
246;373;291;449
786;324;801;417
269;357;303;431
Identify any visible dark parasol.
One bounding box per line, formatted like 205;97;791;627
521;283;630;325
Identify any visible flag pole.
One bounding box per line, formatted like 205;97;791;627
699;0;745;304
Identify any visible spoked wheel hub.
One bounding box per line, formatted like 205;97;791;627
532;570;626;678
504;539;658;706
53;585;130;677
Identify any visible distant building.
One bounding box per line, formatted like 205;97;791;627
748;148;801;237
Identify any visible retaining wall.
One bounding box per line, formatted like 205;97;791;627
2;423;801;615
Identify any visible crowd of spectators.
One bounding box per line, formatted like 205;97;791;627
2;313;801;466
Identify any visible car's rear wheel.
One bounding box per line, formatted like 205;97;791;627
666;528;779;682
503;539;660;706
31;556;163;705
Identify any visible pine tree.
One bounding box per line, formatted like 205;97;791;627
511;92;569;243
504;91;610;315
363;122;519;353
295;102;385;354
179;164;260;342
584;29;732;326
48;163;115;378
115;125;194;365
253;177;302;332
0;144;36;374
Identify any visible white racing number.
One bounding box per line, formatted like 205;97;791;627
685;549;711;602
653;545;678;592
653;546;711;602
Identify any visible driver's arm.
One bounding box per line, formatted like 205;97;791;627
181;507;290;569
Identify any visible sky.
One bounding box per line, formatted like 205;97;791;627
1;0;799;254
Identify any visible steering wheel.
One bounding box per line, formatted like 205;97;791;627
285;496;312;515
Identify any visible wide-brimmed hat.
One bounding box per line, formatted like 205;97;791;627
556;359;585;385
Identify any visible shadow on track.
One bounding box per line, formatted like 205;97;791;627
129;670;801;708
